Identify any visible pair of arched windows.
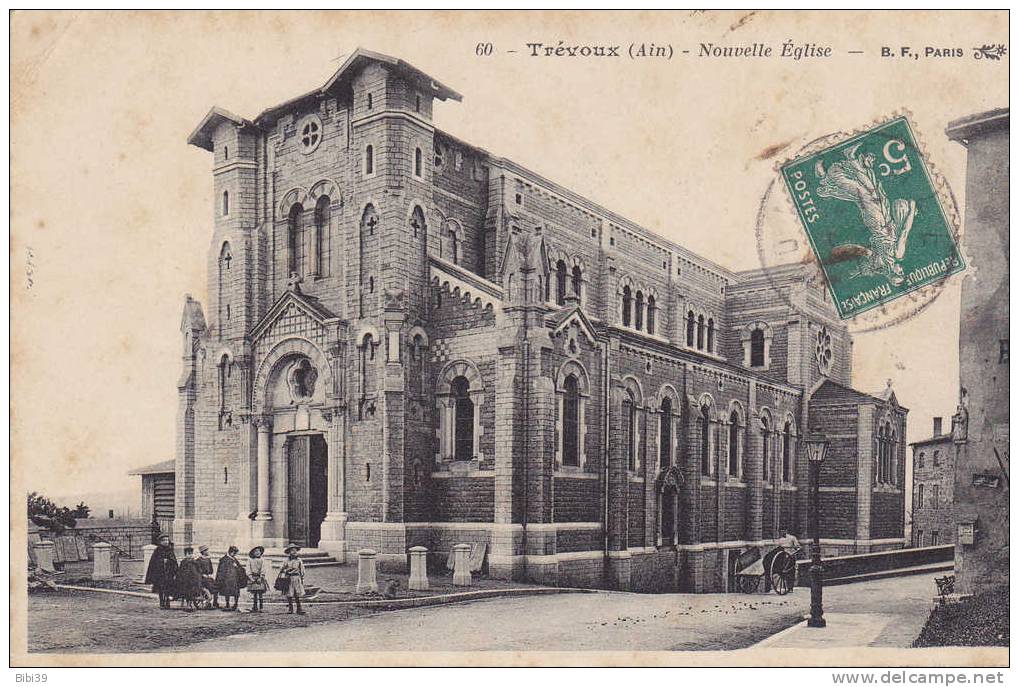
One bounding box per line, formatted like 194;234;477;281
686;311;715;353
621;285;656;334
877;422;897;484
287;196;331;278
552;260;583;306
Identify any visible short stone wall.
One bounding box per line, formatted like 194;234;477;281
795;544;954;585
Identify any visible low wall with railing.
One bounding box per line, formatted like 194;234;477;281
795;544;954;585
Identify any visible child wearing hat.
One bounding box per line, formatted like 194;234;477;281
197;545;216;608
214;546;245;611
279;544;307;615
246;545;268;612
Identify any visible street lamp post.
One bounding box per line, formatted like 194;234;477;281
805;432;830;629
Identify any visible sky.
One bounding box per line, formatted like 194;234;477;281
10;11;1007;505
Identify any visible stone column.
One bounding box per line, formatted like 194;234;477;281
356;549;379;594
140;544;157;582
252;415;273;542
319;406;348;561
452;543;472;587
92;542;112;579
34;541;55;573
408;546;429;591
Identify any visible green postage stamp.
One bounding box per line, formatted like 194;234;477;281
780;116;965;319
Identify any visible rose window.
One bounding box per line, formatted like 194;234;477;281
298;115;323;154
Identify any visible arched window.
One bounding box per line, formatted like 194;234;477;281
314;195;330;277
697;315;705;350
218;242;232;326
410;333;425;396
287;203;303;276
365;145;374;175
635;291;645;330
217;354;230;430
700;404;712;475
414;147;423;177
686;311;696;347
367;93;373;110
571;265;582;300
450;231;459;265
222;190;229;216
706;318;714;352
647;296;656;334
916;483;924;509
659;396;672;467
761;416;770;481
622;286;632;327
555;260;568;305
728;410;740;477
918;451;925;469
562;375;580;467
750;329;765;367
783;421;792;482
452;376;474;461
415;94;421;113
626;391;638;471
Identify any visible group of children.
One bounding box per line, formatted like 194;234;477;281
144;535;307;614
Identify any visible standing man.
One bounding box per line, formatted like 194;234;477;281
144;533;178;609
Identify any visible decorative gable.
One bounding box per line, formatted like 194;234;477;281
251;289;340;365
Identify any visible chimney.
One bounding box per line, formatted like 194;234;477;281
933;417;943;437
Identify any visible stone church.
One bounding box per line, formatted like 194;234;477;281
169;48;907;592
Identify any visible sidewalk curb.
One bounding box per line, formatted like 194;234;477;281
49;583;588;609
747;615;809;649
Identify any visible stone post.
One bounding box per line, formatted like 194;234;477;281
140;544;157;582
452;543;472;587
34;541;56;573
408;546;429;591
356;549;378;594
92;542;112;579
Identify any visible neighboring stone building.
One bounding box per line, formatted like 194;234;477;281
160;48;907;592
946;108;1009;595
910;417;954;547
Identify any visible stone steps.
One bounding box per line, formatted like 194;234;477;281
210;548;344;569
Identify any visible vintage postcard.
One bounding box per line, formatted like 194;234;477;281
9;10;1009;672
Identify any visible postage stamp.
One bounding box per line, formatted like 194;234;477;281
780;116;965;319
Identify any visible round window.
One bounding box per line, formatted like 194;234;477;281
297;114;323;154
815;326;833;375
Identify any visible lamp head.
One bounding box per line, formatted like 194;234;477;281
805;432;830;464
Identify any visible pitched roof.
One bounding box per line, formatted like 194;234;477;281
186;107;254;151
128;459;175;476
810;379;907;410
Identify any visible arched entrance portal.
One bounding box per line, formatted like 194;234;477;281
249;336;343;553
287;434;328;547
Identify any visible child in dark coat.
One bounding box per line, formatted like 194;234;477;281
214;546;246;611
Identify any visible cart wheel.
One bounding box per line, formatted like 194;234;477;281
770;551;796;595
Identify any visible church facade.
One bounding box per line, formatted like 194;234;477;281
173;48;907;592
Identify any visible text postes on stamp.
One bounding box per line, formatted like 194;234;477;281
780;116;965;319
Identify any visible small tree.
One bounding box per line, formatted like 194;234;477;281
27;492;83;532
